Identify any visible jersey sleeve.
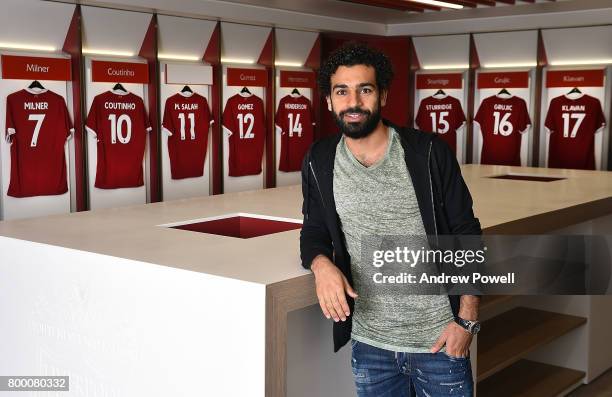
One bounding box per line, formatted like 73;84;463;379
203;97;214;126
222;98;236;136
61;98;75;139
453;99;467;130
595;99;606;131
86;96;99;138
474;101;485;126
544;101;556;132
141;99;152;132
275;98;286;133
162;98;174;136
5;96;16;143
309;99;315;125
518;99;531;133
415;100;427;130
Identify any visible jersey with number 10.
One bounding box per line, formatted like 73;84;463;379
222;94;266;176
162;93;213;179
415;95;465;154
474;95;531;166
5;89;73;197
545;94;606;170
86;91;151;189
275;95;314;172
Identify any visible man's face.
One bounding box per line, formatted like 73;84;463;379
327;64;387;139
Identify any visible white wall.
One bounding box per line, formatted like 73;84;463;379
274;29;318;187
0;235;267;396
221;23;271;194
0;65;72;220
0;0;76;220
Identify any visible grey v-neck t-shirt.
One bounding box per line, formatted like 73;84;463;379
333;127;453;352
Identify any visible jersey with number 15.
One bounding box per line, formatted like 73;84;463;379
222;93;266;176
86;91;151;189
415;95;466;155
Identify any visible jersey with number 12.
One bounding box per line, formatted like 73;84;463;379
545;94;606;170
222;93;266;176
86;91;151;189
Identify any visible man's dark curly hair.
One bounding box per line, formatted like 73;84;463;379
318;42;394;97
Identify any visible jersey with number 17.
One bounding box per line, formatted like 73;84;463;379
545;94;606;170
86;91;151;189
222;94;266;176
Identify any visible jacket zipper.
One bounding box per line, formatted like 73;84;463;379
427;141;439;246
309;160;327;209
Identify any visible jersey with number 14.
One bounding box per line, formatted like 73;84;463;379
474;95;531;166
222;94;266;176
275;95;314;172
86;91;151;189
415;95;465;154
545;94;606;170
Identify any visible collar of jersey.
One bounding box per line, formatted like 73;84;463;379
238;91;253;98
111;89;130;96
25;87;48;95
179;91;195;98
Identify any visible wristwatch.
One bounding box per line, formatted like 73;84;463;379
454;316;481;335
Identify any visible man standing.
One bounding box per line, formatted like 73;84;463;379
300;43;482;396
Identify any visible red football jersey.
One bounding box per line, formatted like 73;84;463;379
222;93;266;177
5;89;73;197
162;93;213;179
415;95;466;154
474;95;531;166
275;94;314;172
86;91;151;189
545;94;606;170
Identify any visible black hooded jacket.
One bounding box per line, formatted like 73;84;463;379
300;121;483;352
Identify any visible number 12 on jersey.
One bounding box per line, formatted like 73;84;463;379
237;113;255;139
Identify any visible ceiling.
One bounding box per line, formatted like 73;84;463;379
55;0;612;36
341;0;557;14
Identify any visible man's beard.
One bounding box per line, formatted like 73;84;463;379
332;104;381;139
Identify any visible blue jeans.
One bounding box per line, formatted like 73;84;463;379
351;339;474;397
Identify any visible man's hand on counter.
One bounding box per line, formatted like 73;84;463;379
311;255;358;322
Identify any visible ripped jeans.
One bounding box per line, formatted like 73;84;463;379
351;339;474;397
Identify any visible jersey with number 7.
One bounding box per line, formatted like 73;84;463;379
545;94;606;170
5;89;73;197
222;93;266;176
86;91;151;189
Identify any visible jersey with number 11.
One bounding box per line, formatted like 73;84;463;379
86;91;151;189
222;93;266;176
